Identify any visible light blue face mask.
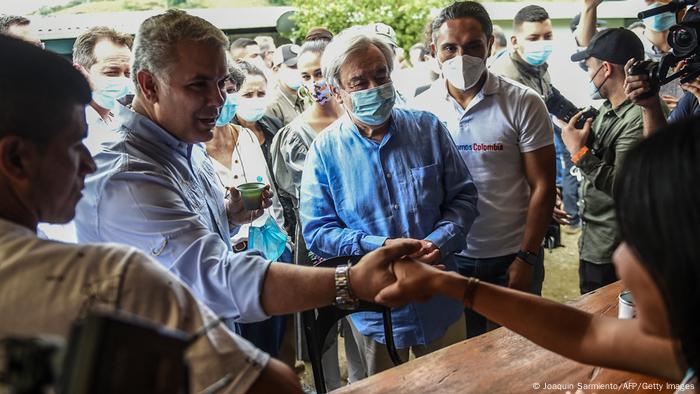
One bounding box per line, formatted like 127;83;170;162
236;97;267;123
345;82;396;126
644;3;677;32
216;93;238;126
588;64;606;100
92;76;133;111
248;216;287;261
522;40;553;66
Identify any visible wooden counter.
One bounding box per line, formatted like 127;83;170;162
333;281;673;394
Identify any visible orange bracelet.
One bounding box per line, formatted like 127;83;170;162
572;146;590;165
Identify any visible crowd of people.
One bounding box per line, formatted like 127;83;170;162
0;1;698;393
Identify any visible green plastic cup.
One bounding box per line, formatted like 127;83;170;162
236;182;266;210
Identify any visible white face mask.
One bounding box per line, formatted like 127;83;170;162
440;54;486;91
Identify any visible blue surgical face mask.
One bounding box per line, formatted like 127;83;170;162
588;64;606;100
236;97;267;122
344;82;396;126
248;216;287;261
522;40;553;66
216;93;238;126
92;76;133;111
644;3;677;32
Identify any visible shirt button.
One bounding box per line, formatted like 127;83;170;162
234;175;238;179
393;204;399;210
386;173;392;179
235;160;239;164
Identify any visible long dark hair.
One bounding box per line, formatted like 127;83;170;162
614;118;700;373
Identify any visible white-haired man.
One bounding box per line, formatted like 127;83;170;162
74;9;420;365
300;25;480;376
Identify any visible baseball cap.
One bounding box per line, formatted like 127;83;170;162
304;27;333;42
570;28;644;65
371;22;398;48
272;44;301;67
570;12;607;32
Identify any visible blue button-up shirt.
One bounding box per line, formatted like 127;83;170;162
75;108;271;323
300;108;479;347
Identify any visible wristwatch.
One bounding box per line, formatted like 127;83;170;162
334;261;359;310
516;250;539;266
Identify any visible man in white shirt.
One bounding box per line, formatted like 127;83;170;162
411;1;556;338
72;26;134;156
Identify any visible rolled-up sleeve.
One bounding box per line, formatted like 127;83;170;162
424;121;479;257
97;172;272;323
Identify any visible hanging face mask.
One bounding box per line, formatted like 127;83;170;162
216;93;238;127
236;96;267;122
302;79;332;105
588;64;607;100
440;54;486;91
344;82;396;126
92;76;134;111
521;40;553;66
644;3;677;32
248;216;287;261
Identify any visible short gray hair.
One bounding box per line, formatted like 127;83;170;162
321;25;394;89
131;9;229;92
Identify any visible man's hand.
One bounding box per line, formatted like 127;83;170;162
624;58;661;109
681;75;700;104
553;188;571;225
661;95;679;111
506;257;534;292
226;184;274;225
559;111;592;156
583;0;602;10
374;259;447;308
349;239;423;301
385;238;441;264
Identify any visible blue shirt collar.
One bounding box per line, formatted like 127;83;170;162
338;111;395;147
122;109;191;158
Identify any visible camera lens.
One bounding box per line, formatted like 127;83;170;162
671;26;698;56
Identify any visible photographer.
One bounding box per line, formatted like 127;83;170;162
561;28;645;294
577;0;684;109
624;5;700;135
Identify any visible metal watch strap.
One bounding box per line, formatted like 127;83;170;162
334;261;359;310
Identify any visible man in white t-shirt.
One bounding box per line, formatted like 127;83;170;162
411;1;556;338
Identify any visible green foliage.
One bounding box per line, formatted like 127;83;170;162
287;0;450;50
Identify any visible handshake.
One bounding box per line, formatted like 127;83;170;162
348;239;476;308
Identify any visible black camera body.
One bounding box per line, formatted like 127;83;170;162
632;4;700;90
545;87;598;148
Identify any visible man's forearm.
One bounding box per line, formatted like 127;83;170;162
261;264;336;315
642;102;669;137
521;184;555;253
577;4;598;46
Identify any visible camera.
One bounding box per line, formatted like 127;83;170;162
545;87;598;148
631;3;700;93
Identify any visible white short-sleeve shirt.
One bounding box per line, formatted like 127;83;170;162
410;72;553;258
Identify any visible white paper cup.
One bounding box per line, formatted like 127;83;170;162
618;290;636;319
